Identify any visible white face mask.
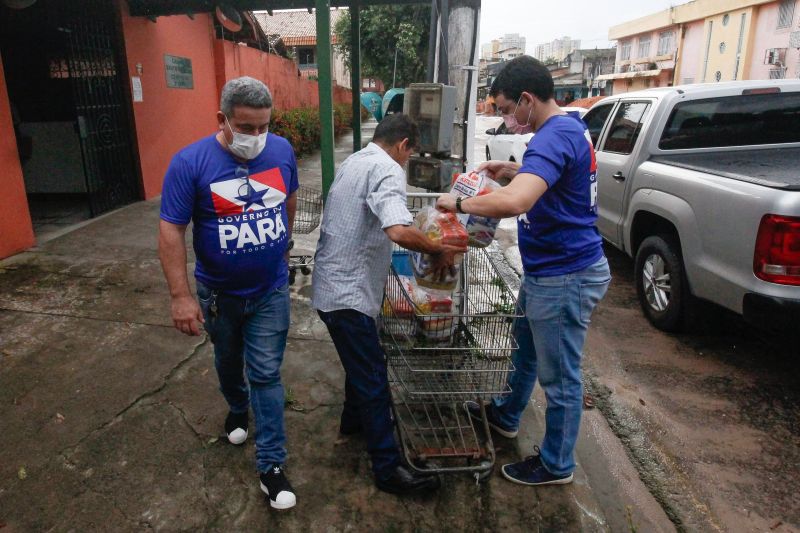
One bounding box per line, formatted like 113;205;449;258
224;115;267;160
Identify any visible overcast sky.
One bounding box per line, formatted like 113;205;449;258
479;0;687;50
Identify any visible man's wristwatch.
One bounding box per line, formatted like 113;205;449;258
456;196;465;213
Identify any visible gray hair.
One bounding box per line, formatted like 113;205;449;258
220;76;273;116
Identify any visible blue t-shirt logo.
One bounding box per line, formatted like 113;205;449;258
211;167;289;252
211;167;287;216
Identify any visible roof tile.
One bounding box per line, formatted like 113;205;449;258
254;9;346;46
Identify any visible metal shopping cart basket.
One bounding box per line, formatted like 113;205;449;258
379;193;522;481
289;185;323;285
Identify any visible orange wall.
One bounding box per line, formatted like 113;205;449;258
213;40;353;110
121;3;352;200
120;2;220;199
215;39;319;109
0;51;35;258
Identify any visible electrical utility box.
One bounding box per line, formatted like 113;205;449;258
403;83;457;155
407;155;460;192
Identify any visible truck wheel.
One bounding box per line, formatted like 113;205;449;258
634;235;690;332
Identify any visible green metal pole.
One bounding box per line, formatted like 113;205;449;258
350;1;361;152
316;0;335;201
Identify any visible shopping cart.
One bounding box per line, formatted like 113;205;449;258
379;193;522;482
289;185;323;285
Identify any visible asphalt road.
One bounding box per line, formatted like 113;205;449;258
474;114;800;533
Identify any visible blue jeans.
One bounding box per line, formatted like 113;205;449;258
491;257;611;476
317;309;401;478
197;282;290;472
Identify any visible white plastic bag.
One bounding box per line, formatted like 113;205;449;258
410;206;467;291
450;171;502;248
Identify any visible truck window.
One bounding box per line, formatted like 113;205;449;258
582;103;614;147
659;92;800;149
601;102;651;155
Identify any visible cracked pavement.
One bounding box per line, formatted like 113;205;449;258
0;128;675;532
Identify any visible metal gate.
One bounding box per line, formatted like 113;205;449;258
59;1;139;217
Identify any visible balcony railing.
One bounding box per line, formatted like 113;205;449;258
769;67;787;79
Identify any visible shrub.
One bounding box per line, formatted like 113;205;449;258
270;103;357;158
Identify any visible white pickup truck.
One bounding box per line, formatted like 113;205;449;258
583;80;800;332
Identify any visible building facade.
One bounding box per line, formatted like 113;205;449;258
0;1;352;260
534;36;582;63
549;48;616;103
255;9;351;88
481;34;526;61
499;33;526;54
601;0;800;94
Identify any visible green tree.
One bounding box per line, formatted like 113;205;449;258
334;5;431;89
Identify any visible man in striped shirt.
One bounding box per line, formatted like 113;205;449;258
312;114;464;495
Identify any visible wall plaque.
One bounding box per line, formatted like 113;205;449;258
164;55;193;89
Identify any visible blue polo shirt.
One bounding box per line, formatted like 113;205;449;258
517;114;603;276
160;133;299;298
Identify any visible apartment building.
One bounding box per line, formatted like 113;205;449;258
600;0;800;93
534;36;582;63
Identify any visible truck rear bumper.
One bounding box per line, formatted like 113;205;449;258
742;293;800;331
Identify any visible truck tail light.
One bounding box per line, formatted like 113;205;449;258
754;214;800;285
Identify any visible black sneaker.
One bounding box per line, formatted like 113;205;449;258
501;449;573;486
259;464;297;510
375;465;441;495
464;400;518;438
224;411;248;445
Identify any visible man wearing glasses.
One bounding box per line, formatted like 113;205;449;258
158;77;298;510
437;56;610;488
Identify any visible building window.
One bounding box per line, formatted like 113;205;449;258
620;41;631;60
637;36;652;58
298;47;316;67
657;31;675;55
719;42;727;54
778;0;795;29
722;13;730;26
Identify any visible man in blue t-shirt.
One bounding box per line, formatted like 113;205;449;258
159;77;297;510
437;56;611;487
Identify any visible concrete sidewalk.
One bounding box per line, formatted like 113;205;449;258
0;128;673;532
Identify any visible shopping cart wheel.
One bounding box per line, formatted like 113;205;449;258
301;266;311;275
289;268;297;286
471;460;494;483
